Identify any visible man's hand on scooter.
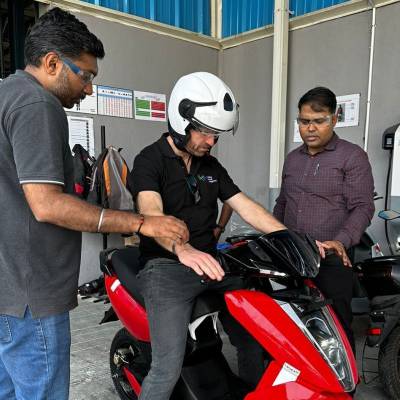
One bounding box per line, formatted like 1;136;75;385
316;240;352;267
174;243;225;281
315;240;326;259
140;215;189;243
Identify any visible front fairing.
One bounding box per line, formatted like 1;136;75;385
224;290;358;398
221;233;356;396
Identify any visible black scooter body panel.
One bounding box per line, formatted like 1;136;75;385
355;256;400;298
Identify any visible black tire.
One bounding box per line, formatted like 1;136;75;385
378;326;400;399
110;328;152;400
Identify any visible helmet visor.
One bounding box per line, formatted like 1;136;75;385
191;103;240;136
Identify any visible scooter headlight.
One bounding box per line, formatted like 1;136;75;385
279;301;356;392
305;315;349;383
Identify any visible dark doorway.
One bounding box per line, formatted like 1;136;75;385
0;0;38;79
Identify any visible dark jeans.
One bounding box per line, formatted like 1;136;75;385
136;258;264;400
313;253;355;353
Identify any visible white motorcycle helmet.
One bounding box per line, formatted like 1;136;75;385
168;72;239;150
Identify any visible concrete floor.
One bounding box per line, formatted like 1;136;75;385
70;297;390;400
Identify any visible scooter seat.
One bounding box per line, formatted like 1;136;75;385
110;246;145;307
110;247;224;322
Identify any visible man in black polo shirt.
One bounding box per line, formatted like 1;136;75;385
131;72;286;400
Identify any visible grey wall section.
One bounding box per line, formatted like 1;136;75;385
218;38;274;233
365;2;400;253
220;3;400;253
286;11;371;153
62;12;218;284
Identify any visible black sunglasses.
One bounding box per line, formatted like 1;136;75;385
185;174;201;204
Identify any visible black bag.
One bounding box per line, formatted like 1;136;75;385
72;144;96;199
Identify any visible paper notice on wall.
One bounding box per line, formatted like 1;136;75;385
66;84;98;114
293;120;302;143
67;116;95;157
335;94;360;128
134;91;167;121
98;85;133;118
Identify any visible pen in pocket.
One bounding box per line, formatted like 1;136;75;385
314;163;320;176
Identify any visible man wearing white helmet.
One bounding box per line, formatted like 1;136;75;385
130;72;286;400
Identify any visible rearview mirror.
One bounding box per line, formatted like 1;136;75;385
378;210;400;221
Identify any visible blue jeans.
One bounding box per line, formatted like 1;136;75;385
0;307;71;400
137;258;264;400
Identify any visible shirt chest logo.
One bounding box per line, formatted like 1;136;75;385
197;175;218;184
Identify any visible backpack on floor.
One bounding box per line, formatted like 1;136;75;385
87;146;134;210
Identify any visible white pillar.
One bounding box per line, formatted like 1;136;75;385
269;0;289;191
363;6;376;152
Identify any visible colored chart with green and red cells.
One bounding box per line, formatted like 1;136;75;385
134;91;167;121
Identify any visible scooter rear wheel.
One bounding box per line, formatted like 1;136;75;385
110;328;151;400
378;326;400;399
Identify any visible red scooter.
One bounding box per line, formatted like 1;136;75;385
100;230;358;399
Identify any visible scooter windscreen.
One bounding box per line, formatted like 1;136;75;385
254;229;320;278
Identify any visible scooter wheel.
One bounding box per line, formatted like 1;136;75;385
378;326;400;399
110;328;151;400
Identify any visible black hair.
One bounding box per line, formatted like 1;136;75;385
24;7;105;66
298;87;337;114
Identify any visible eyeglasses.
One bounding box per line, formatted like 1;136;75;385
61;57;95;85
197;127;220;140
190;121;219;139
185;174;201;204
297;115;333;127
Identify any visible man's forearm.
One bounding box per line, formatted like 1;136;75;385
136;194;180;253
242;202;286;233
227;193;286;233
153;236;177;254
23;184;189;241
32;191;143;234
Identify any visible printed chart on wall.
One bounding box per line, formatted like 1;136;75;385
293;120;302;143
66;85;98;114
98;85;133;118
335;94;360;128
67;116;95;157
134;91;167;121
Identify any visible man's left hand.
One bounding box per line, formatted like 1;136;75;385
316;240;352;267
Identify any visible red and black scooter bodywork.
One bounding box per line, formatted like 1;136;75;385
102;231;358;400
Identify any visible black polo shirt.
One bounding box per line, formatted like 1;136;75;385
131;133;241;260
